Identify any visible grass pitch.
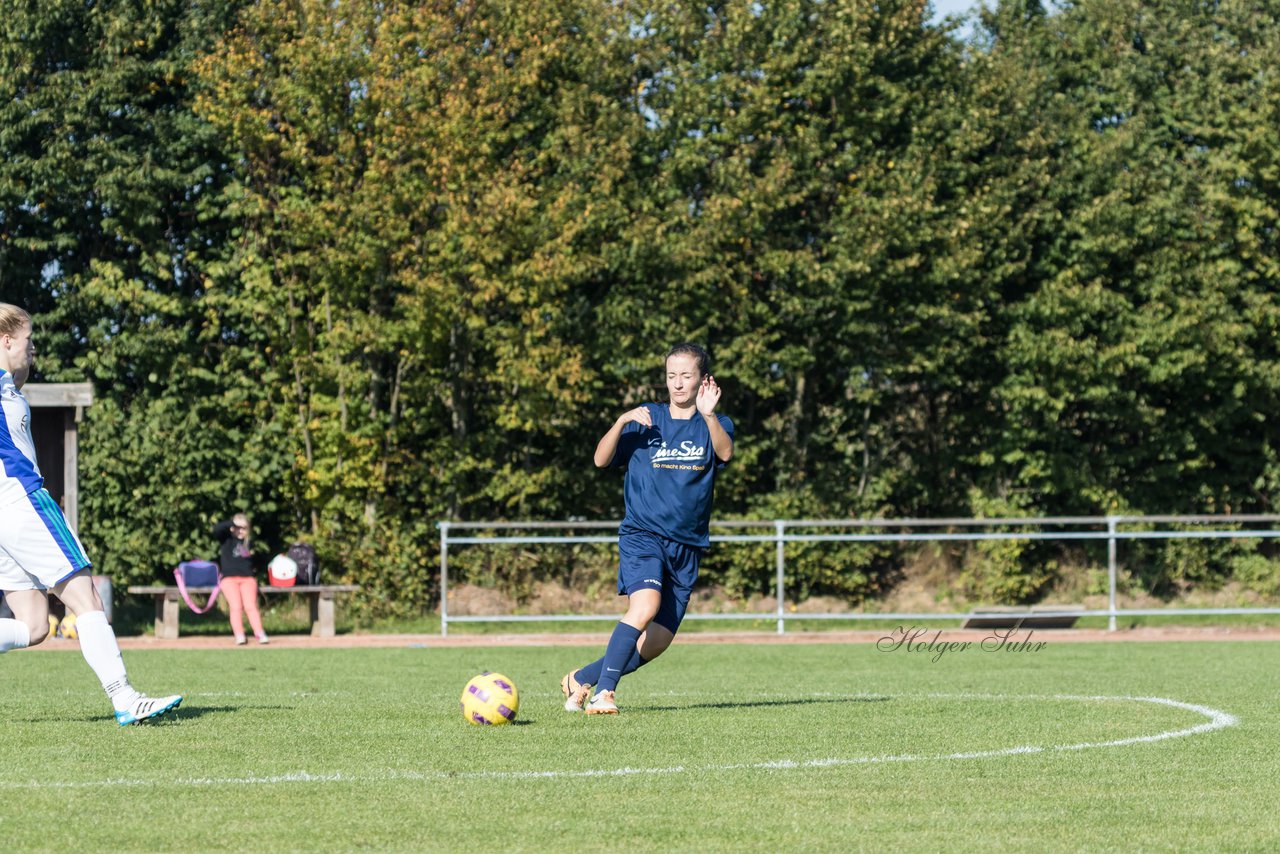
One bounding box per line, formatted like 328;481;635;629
2;636;1276;852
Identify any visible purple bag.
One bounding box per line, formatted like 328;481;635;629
174;560;222;614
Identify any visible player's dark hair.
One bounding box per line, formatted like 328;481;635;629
665;342;710;376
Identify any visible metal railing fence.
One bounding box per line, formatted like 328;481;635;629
436;515;1280;636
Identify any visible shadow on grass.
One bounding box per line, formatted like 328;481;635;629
122;703;288;725
28;706;205;726
638;695;892;712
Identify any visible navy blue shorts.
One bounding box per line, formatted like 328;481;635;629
617;530;702;634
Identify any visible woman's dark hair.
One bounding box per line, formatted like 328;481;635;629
665;342;710;376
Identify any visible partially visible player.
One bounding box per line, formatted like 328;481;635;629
562;343;734;714
0;303;182;725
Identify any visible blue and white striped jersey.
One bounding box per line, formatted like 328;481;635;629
0;369;43;506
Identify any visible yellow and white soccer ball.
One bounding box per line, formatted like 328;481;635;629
460;672;519;726
59;613;78;639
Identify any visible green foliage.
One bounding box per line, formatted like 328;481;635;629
1119;523;1274;599
0;0;257;581
704;491;894;604
337;516;441;619
1231;551;1280;598
973;0;1280;515
954;491;1057;604
447;540;618;609
6;0;1280;613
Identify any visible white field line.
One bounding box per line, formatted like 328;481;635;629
4;694;1237;791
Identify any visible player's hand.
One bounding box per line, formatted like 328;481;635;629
696;375;721;416
621;406;653;428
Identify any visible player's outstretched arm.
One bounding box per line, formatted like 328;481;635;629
697;376;733;463
594;406;652;467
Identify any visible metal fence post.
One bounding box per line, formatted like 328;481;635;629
440;521;450;637
1107;515;1118;632
776;520;786;635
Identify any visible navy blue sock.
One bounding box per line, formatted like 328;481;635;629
595;622;643;692
575;657;605;686
575;648;649;687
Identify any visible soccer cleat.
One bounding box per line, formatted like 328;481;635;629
561;671;592;712
114;694;183;726
585;689;619;715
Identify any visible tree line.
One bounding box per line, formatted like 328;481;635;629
3;0;1278;613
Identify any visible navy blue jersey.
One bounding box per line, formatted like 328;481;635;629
609;403;734;549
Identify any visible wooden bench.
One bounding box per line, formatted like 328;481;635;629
961;605;1082;631
126;584;360;639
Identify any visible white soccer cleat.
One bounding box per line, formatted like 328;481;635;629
585;689;619;715
561;671;592;712
114;694;183;726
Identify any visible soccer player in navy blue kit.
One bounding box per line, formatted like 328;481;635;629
562;343;734;715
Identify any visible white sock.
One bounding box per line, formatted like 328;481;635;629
0;618;31;652
75;610;140;711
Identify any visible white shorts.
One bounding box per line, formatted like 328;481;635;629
0;488;92;591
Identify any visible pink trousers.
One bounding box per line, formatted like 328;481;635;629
221;576;266;640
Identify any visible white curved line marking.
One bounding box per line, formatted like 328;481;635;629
6;694;1236;789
